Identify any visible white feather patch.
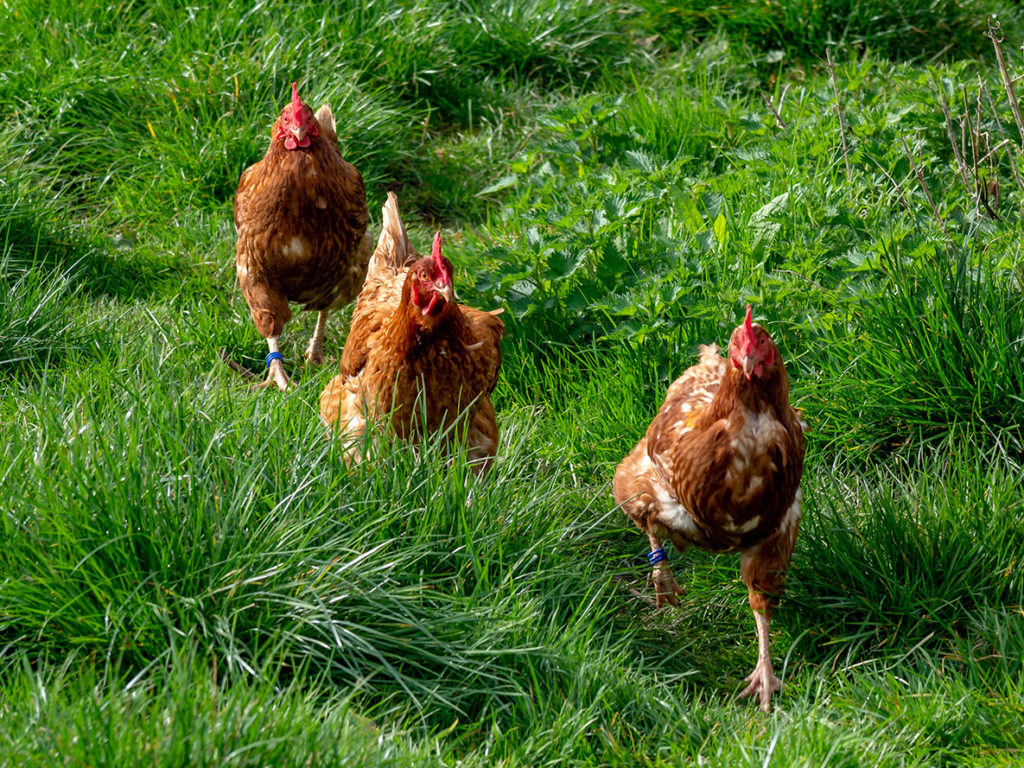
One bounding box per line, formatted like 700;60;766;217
651;472;700;538
282;236;305;257
724;514;760;533
778;490;802;534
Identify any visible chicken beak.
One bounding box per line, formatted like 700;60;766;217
741;355;756;379
437;282;455;305
291;124;307;142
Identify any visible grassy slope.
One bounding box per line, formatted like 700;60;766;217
3;0;1024;765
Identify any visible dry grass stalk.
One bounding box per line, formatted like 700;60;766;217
826;48;852;182
986;17;1024;149
900;135;959;255
762;91;788;130
939;91;973;190
980;78;1024;199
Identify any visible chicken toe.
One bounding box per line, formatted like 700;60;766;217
256;340;292;392
739;656;781;713
256;359;292;392
304;341;325;366
651;566;684;608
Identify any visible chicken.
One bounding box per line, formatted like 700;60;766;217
319;192;504;473
234;81;373;391
613;306;805;712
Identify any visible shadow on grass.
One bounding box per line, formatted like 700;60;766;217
1;187;165;303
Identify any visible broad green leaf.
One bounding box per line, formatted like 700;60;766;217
478;174;519;196
546;249;587;281
713;213;728;247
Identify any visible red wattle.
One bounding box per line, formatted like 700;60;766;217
422;292;440;315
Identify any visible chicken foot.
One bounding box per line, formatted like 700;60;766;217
256;336;292;392
648;534;684;608
738;610;781;713
304;310;330;366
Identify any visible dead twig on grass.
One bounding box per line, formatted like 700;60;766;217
980;79;1024;199
762;83;790;129
826;48;852;182
900;135;960;256
939;91;973;190
219;348;259;382
987;17;1024;149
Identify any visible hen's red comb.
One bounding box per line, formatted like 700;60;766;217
431;231;443;265
431;232;452;282
744;304;754;336
290;81;303;121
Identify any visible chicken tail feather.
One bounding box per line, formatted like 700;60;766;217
314;104;337;145
369;191;411;276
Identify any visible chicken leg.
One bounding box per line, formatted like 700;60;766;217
256;336;292;392
648;533;684;608
738;609;780;713
304;310;330;366
737;517;798;712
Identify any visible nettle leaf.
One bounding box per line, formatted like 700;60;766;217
624;149;658;174
496;261;533;283
750;192;790;225
591;290;637;316
511;279;537;297
697;230;717;253
603;194;639;221
740;113;765;131
748;192;789;256
750;221;781;259
699;190;725;219
599;239;629;278
590;206;610;232
658;282;684;307
507;280;538;316
478;174;519;196
547;139;579;156
534;160;557;178
546;248;587;281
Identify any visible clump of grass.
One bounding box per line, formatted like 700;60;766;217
791;450;1024;658
0;650;441;767
0;187;98;373
0;356;631;730
808;239;1024;457
635;0;1022;63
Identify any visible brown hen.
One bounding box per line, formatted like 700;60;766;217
234;81;372;390
319;192;504;473
613;306;806;712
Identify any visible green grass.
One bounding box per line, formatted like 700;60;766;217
3;0;1024;764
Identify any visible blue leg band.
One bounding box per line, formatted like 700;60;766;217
647;547;667;566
